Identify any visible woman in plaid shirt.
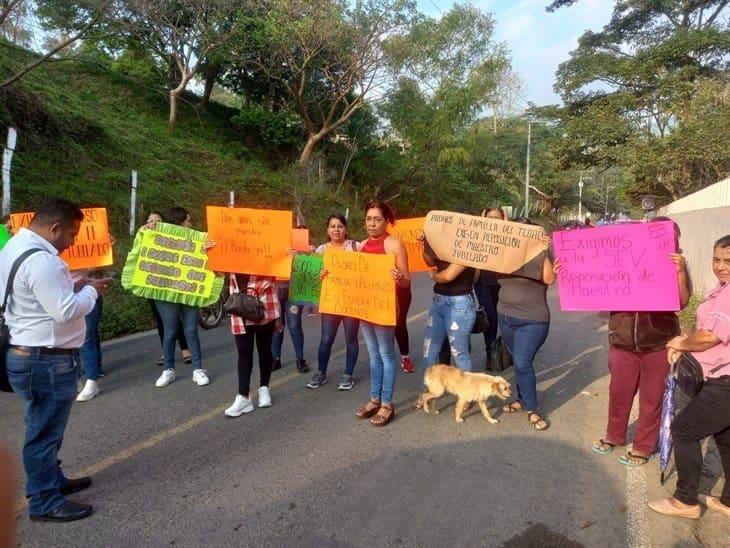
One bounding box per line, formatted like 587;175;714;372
224;273;282;417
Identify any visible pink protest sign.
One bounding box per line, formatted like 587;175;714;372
553;221;680;312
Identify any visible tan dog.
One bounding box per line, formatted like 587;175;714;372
421;365;512;423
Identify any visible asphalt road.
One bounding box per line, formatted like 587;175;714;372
0;274;722;547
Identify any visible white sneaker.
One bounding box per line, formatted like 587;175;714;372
192;369;210;386
225;395;254;417
258;386;272;408
76;379;99;402
155;369;176;387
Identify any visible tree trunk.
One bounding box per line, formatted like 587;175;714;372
200;66;220;111
299;134;322;169
169;90;179;128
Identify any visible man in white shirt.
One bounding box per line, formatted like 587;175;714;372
0;198;109;523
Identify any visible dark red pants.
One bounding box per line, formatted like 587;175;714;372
605;345;669;455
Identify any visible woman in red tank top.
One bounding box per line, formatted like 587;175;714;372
354;201;410;426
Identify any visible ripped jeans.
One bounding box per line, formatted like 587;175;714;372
422;293;476;375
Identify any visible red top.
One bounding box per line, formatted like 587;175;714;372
360;233;389;255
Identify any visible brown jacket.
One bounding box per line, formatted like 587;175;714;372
608;311;680;353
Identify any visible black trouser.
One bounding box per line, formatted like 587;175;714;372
395;285;412;356
235;321;275;398
148;299;188;351
672;376;730;506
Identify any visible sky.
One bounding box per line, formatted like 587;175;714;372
417;0;615;106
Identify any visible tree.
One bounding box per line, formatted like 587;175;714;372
548;0;730;203
228;0;415;169
0;0;115;91
112;0;239;127
379;3;510;205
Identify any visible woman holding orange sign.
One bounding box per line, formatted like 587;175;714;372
354;201;410;427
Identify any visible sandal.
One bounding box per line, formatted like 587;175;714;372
412;397;424;410
355;399;381;420
370;403;395;427
502;401;522;413
592;438;617;455
618;451;654;467
527;412;549;431
183;356;193;365
156;356;164;366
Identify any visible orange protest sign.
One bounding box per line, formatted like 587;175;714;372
319;248;396;326
389;217;429;273
205;206;293;277
10;208;114;271
291;228;310;252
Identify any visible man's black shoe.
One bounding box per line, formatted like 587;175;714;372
60;476;92;496
296;359;310;373
29;501;94;523
272;357;282;371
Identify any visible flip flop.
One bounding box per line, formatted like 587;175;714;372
592;438;616;455
618;451;654;467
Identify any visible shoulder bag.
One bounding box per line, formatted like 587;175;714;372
1;248;44;392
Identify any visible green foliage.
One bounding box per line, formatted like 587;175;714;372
231;105;303;147
551;0;730;205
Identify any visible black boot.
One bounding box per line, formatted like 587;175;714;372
272;357;282;371
296;359;310;373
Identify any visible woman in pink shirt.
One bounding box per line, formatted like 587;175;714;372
649;234;730;520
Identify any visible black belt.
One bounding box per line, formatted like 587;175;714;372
9;345;76;356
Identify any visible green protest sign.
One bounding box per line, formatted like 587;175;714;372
0;225;10;250
121;222;223;307
289;253;323;305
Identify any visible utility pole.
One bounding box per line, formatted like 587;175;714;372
524;120;550;217
128;170;137;235
525;121;532;216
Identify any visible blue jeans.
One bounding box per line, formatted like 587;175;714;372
423;294;476;374
80;297;103;380
360;322;397;404
271;300;304;360
154;301;202;370
318;313;360;375
474;282;499;353
498;313;549;412
6;349;79;515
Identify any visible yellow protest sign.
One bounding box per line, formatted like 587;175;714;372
121;222;223;307
389;217;429;273
423;210;547;280
319;248;396;326
205;206;292;278
10;208;114;271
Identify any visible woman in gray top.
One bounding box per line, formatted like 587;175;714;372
498;218;559;431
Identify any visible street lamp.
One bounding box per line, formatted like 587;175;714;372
524;119;550;217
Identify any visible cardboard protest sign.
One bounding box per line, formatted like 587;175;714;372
423;210;547;280
11;208;114;270
121;222;223;307
319;249;396;325
554;221;680;311
205;206;292;278
0;225;10;250
289;253;323;305
291;228;310;252
389;217;430;273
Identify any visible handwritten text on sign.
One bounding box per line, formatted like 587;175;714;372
319;249;396;325
389;218;429;273
205;206;292;278
423;211;547;280
553;221;679;311
11;208;113;270
289;254;323;305
129;223;218;302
